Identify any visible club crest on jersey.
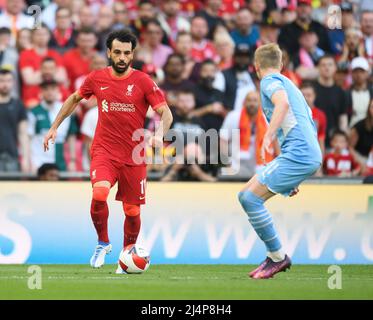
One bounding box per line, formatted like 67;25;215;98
102;99;109;112
126;84;134;96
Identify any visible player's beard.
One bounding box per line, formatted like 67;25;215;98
112;59;132;74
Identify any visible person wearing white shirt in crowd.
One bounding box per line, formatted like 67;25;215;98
0;0;34;44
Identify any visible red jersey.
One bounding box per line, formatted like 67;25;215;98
191;40;218;63
323;149;360;176
311;106;327;141
78;67;166;165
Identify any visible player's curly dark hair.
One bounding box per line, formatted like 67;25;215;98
106;29;137;51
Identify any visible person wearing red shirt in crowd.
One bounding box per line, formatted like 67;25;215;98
19;24;67;108
49;7;77;55
190;15;218;63
63;27;97;93
323;130;361;177
41;57;70;102
43;30;173;271
300;81;327;156
179;0;204;17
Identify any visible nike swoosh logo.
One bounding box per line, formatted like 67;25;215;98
139;196;145;200
100;86;109;90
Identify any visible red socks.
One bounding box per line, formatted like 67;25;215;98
90;199;109;243
123;214;141;247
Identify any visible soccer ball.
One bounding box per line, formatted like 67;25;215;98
118;244;150;274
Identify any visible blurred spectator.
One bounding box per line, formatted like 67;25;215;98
338;28;365;70
37;163;60;181
197;0;225;40
40;57;70;102
191;59;227;131
230;7;260;48
247;0;267;24
131;0;157;41
96;5;115;54
311;0;332;25
361;11;373;66
256;18;280;47
220;90;275;178
161;143;217;182
215;44;256;110
294;30;324;81
278;0;330;55
112;1;130;30
0;0;34;43
63;27;97;92
161;53;195;107
78;5;96;30
19;24;67;108
174;31;195;79
41;0;72;31
15;27;31;52
158;0;190;46
179;0;204;17
347;57;372;127
350;99;373;174
323;130;360;177
0;27;19;96
300;82;327;156
81;105;98;171
218;0;244;29
0;69;29;172
328;1;358;56
281;48;302;87
213;31;234;70
168;89;204;144
136;19;173;69
28;79;78;172
190;15;218;63
314;55;349;147
49;7;77;54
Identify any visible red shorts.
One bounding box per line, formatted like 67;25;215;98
90;154;147;205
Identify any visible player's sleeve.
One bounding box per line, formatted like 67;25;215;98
261;77;286;100
78;72;95;99
142;75;167;110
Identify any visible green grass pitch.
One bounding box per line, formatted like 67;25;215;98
1;264;373;300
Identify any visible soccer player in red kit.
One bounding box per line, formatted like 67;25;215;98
43;30;173;270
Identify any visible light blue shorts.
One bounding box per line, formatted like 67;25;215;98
256;155;321;196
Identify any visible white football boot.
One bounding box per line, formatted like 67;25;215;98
115;264;127;274
90;243;112;268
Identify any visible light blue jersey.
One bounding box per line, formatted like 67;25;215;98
257;73;322;196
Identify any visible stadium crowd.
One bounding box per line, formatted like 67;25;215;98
0;0;373;181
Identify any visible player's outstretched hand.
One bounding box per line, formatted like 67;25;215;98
289;187;299;197
43;128;57;152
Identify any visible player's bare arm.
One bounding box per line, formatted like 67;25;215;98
261;90;289;163
43;91;83;151
149;104;173;148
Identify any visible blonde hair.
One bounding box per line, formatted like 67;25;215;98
254;43;282;70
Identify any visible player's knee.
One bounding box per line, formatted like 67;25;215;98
123;203;140;217
238;190;264;217
92;186;110;202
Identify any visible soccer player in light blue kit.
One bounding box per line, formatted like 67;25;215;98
238;43;322;279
